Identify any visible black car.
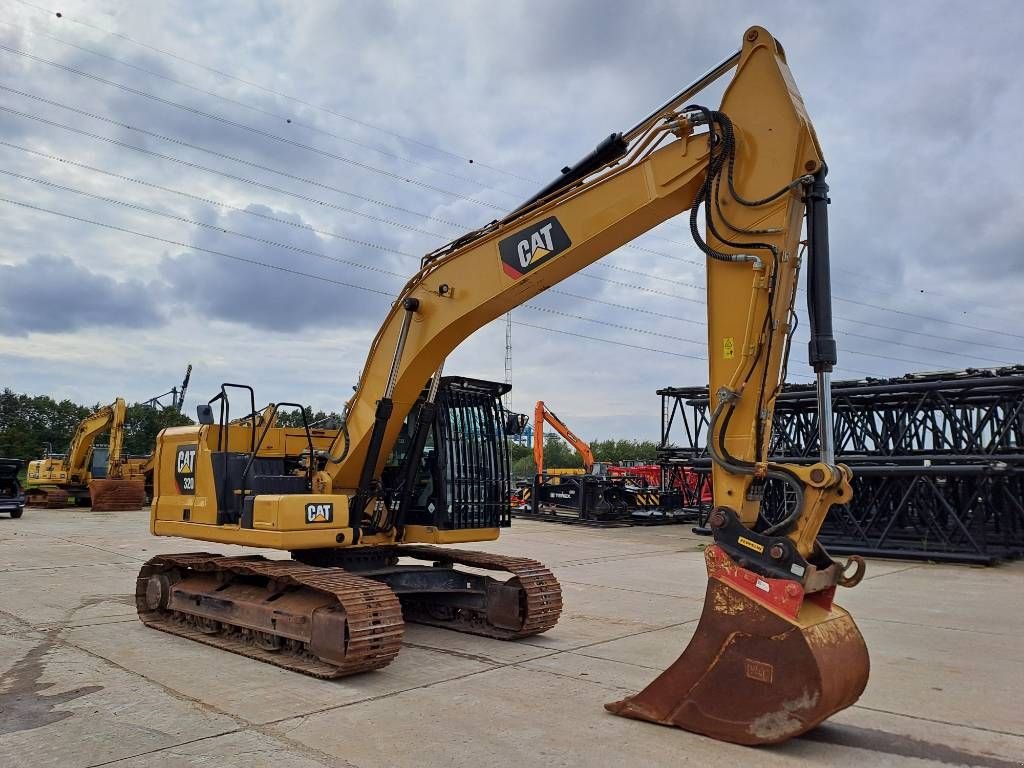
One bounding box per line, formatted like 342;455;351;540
0;459;25;518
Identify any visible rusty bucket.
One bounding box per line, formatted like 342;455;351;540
89;479;147;512
605;546;869;745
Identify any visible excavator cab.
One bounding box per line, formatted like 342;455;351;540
382;376;514;532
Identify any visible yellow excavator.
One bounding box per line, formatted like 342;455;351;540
26;397;148;511
533;399;594;476
138;27;868;745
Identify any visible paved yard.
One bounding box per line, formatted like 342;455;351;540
0;508;1021;767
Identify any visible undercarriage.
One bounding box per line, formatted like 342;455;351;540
136;546;562;678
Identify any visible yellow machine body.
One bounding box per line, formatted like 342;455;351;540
150;423;495;549
25;397;147;510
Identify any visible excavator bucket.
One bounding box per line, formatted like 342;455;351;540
606;546;869;745
88;479;147;512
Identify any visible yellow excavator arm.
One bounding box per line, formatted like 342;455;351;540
61;397;126;483
323;28;844;561
533;400;595;475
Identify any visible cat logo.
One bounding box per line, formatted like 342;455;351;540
174;444;197;495
498;217;571;279
305;502;334;524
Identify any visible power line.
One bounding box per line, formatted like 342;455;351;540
546;288;706;327
3;133;1013;371
0;142;701;321
3;105;1011;370
830;313;1023;356
0;143;722;330
0;167;413;280
0;42;509;212
522;305;707;347
829;293;1024;341
0;20;524;200
15;3;1020;336
2;5;972;383
11;0;537;184
2;128;1015;372
12;82;1010;350
0;170;971;377
0;144;424;259
511;321;708;362
0;193;732;366
0;84;719;274
0;98;457;237
830;263;1024;322
2;166;723;354
0;194;397;296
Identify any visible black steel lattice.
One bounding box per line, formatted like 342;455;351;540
657;367;1024;563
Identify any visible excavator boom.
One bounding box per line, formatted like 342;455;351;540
533;401;594;475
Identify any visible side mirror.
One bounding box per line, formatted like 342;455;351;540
505;412;528;435
197;404;215;425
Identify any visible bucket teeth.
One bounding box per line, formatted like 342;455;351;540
606;563;869;745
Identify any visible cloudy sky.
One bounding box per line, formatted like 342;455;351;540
1;0;1022;441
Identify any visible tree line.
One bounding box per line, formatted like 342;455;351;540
508;434;660;476
0;390;654;478
0;389;193;462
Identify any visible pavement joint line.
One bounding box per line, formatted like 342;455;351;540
260;655;560;729
557;577;704;601
37;614;138;631
82;726;249;768
513;616;701;654
512;659;637;693
52;629;352;767
0;560;137;572
56;630;252;727
852;704;1024;739
862;563;926;580
7;530;151;563
244;724;362;768
854;613;1023;638
1;582;358;768
554;547;696;568
400;641;514;666
565;649;668;672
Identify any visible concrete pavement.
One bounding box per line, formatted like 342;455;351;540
1;508;1021;767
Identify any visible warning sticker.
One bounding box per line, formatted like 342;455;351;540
737;536;764;554
723;336;735;359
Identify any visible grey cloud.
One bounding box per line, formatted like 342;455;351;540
159;203;399;331
0;254;162;335
4;0;1024;431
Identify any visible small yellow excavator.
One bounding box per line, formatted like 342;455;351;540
139;27;868;745
533;399;594;476
26;397;147;511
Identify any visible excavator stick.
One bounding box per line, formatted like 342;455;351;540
88;479;147;512
606;546;869;745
